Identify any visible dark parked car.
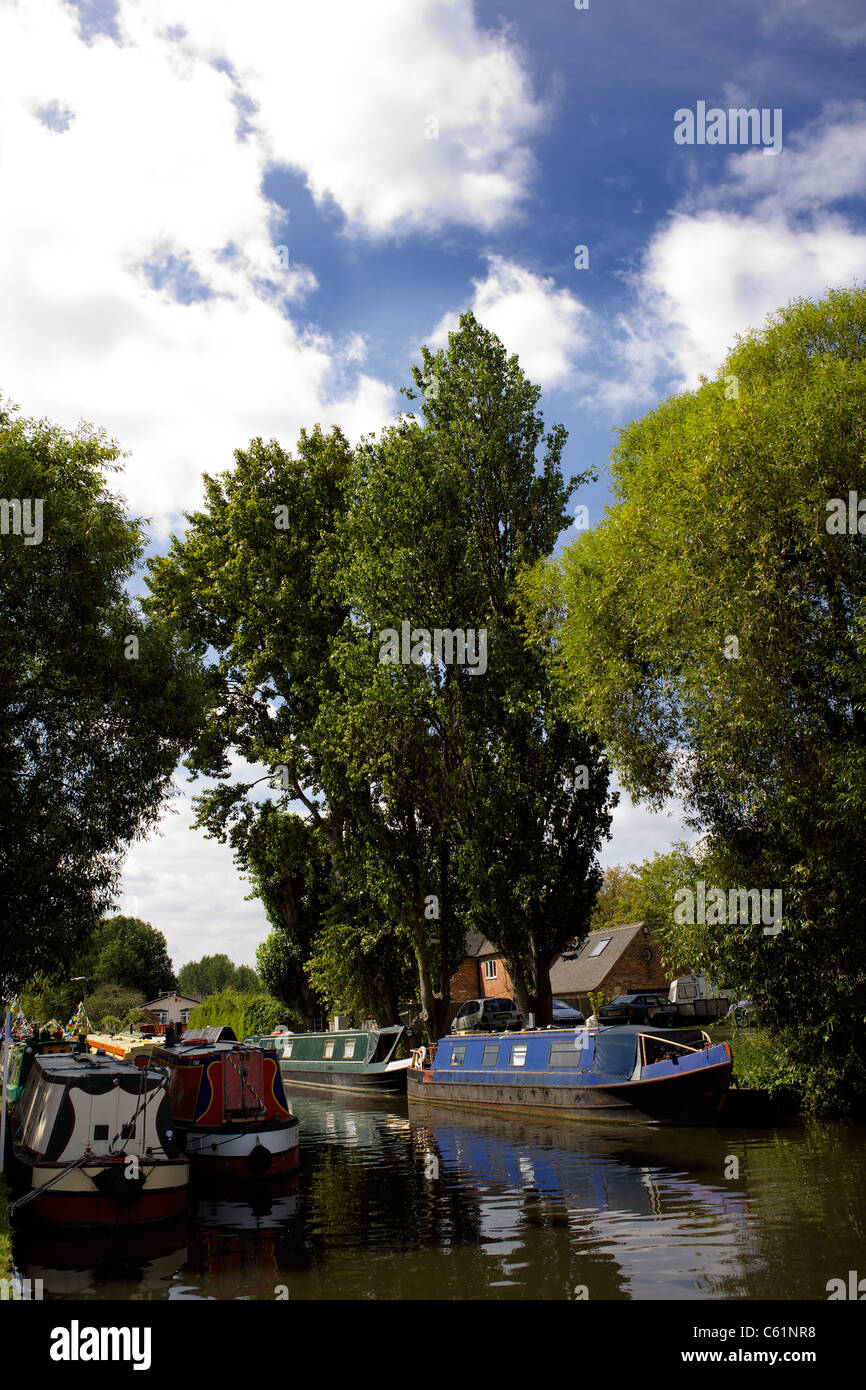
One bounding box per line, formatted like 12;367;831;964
551;999;585;1025
452;998;523;1033
596;993;672;1026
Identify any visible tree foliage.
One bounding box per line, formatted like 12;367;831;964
0;397;206;994
177;953;259;998
187;988;296;1039
147;314;615;1038
520;285;866;1110
89;915;176;997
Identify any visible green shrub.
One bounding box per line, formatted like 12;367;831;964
187;988;300;1040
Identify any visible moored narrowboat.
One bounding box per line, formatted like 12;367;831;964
407;1025;733;1125
248;1025;411;1096
86;1031;165;1063
5;1033;87;1110
9;1052;189;1225
156;1033;299;1177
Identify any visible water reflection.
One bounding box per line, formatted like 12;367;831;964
9;1091;866;1301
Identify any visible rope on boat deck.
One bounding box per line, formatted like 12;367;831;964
6;1151;94;1223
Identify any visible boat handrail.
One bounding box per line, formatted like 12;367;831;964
637;1031;707;1056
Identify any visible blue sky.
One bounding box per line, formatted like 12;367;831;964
3;0;866;967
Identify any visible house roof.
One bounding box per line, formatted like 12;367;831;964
143;993;201;1008
464;932;496;958
549;923;647;994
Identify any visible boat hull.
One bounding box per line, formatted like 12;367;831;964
278;1065;409;1097
12;1157;189;1227
177;1117;300;1177
407;1056;732;1126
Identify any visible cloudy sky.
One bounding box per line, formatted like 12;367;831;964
3;0;865;969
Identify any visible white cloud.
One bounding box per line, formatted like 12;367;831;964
0;0;543;535
602;103;866;401
117;787;270;971
599;787;693;871
430;255;589;389
117;0;545;238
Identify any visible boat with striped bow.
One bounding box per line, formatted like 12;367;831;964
154;1029;299;1178
8;1051;189;1226
407;1025;733;1125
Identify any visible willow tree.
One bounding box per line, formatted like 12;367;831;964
520;285;866;1110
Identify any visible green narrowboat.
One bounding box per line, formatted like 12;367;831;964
245;1025;411;1096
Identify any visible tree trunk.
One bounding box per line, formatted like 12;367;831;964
412;910;450;1043
506;936;554;1027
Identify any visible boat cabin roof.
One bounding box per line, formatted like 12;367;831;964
30;1052;155;1082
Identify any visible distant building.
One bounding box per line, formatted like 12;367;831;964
142;992;201;1028
450;922;669;1017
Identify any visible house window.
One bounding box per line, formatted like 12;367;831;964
483;959;498;980
481;1044;500;1067
324;1040;335;1059
343;1039;356;1059
510;1044;528;1067
589;938;611;958
450;1045;467;1067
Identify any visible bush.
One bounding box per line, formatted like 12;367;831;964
187;988;300;1040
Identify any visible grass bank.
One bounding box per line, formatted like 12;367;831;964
0;1174;13;1275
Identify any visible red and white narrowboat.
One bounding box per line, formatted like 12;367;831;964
158;1029;299;1178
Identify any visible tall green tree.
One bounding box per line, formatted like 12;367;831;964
0;398;205;995
520;285;866;1109
89;915;176;997
329;313;613;1028
147;315;614;1039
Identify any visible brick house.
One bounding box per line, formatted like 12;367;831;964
450;922;669;1017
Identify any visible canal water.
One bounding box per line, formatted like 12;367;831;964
11;1092;866;1300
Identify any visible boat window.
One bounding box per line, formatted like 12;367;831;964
548;1042;584;1069
283;1041;293;1058
93;1125;109;1141
450;1045;466;1066
592;1032;638;1079
510;1044;528;1067
481;1044;500;1066
324;1040;335;1059
120;1121;136;1139
343;1039;356;1059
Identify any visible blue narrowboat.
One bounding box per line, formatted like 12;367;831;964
407;1025;733;1125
